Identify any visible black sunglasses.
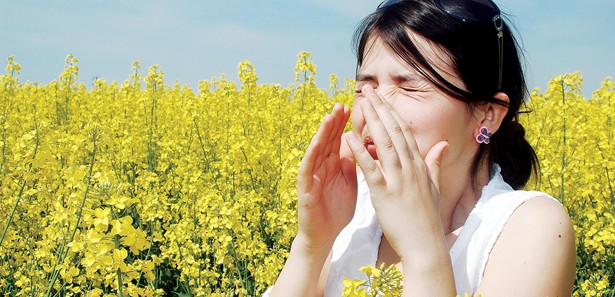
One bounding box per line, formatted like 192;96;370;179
378;0;504;89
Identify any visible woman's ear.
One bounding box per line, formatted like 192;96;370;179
477;92;510;134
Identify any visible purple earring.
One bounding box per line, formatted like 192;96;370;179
476;126;493;144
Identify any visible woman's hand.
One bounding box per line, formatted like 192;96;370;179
346;85;451;271
271;103;354;297
295;103;357;251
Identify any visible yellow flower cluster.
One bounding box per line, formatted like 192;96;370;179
0;52;353;296
342;263;403;297
523;72;615;297
0;53;612;296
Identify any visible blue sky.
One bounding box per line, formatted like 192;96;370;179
1;0;613;96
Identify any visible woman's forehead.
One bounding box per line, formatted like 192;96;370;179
361;31;464;88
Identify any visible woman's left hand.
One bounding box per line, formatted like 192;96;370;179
346;84;449;266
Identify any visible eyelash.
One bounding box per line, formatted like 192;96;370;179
355;88;418;94
354;84;421;94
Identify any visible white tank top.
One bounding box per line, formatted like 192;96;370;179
324;165;558;296
262;165;558;296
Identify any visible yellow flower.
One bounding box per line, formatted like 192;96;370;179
60;266;80;283
0;55;612;296
93;207;110;232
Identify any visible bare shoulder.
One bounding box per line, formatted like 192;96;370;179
477;195;576;296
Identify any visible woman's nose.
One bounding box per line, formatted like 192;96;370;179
374;86;395;103
360;84;395;104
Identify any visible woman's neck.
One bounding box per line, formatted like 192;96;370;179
439;162;491;234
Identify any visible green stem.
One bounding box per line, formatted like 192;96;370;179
147;84;157;171
65;92;69;125
45;128;98;297
115;236;125;297
596;144;615;205
0;180;26;247
0;114;7;175
192;117;221;192
0;124;40;247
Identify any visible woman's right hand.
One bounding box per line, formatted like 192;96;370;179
295;103;357;252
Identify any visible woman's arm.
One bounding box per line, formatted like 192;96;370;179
269;235;332;297
270;103;357;296
476;196;576;296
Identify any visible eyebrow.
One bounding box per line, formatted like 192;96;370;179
356;72;424;84
355;73;375;82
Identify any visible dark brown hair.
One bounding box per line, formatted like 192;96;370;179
353;0;538;189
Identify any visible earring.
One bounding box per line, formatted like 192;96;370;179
475;126;493;144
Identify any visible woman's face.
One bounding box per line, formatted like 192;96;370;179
352;33;480;170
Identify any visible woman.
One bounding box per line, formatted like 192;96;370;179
267;0;576;296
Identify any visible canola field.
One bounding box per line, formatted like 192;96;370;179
0;53;613;296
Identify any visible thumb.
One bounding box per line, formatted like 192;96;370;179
340;132;354;160
340;132;358;175
424;141;449;192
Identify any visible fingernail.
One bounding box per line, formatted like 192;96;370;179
361;84;371;94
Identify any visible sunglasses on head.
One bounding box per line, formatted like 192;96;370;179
377;0;504;89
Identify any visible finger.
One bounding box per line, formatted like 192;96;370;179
297;136;320;192
383;99;421;162
360;85;407;170
423;140;449;192
298;104;349;189
362;85;421;163
330;106;351;160
317;103;345;165
340;132;357;177
311;110;338;169
346;132;386;192
339;131;354;161
298;113;333;189
324;103;349;159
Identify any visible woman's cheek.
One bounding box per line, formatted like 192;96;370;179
410;132;430;159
